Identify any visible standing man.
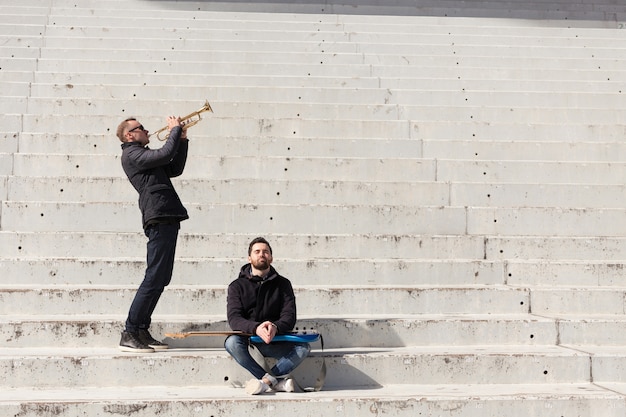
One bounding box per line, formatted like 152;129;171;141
225;237;311;394
116;116;189;353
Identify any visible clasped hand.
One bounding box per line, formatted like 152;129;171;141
255;321;277;344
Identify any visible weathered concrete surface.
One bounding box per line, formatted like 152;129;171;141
2;0;626;416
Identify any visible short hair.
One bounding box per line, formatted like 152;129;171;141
116;117;137;142
248;237;272;255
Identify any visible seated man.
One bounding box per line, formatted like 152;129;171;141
225;237;311;395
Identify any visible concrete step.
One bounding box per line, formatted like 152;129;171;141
507;261;626;286
3;284;626;316
25;82;626;108
13;133;420;158
27;12;626;37
412;120;626;142
32;41;626;63
2;256;623;287
1;201;470;234
1;231;624;261
0;232;490;259
17;70;626;92
0;257;504;286
29;55;626;79
8;97;626;126
11;2;623;25
6;176;624;208
4;201;625;236
7;0;625;22
9;154;625;184
485;236;626;261
4;177;448;205
0;345;596;388
0;314;557;348
32;33;626;55
5;314;626;349
11;126;626;156
1;232;624;262
424;139;626;162
24;64;626;86
1;383;624;417
13;114;626;142
11;154;434;180
9;126;626;157
18;114;412;138
0;285;530;316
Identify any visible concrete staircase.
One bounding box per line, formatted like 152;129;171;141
2;0;626;415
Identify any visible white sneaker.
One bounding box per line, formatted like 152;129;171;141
245;379;270;395
273;378;295;393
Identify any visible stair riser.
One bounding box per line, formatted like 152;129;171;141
3;232;623;261
5;397;625;417
2;352;591;388
6;177;625;209
3;202;624;237
0;232;487;259
0;287;529;315
0;318;556;348
0;258;504;286
0;202;468;234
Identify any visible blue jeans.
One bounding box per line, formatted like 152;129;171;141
224;334;311;379
125;222;180;333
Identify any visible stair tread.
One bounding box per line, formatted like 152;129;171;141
0;383;620;403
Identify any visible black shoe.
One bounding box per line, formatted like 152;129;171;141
138;329;169;350
119;331;155;353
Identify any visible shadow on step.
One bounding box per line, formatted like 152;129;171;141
161;320;394;390
148;0;626;23
161;319;406;350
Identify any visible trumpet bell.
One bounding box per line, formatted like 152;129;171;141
150;100;213;141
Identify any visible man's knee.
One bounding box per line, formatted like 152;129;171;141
224;335;247;354
295;343;311;359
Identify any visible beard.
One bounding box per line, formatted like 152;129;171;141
251;258;270;271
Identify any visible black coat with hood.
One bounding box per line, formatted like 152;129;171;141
121;126;189;229
227;263;297;335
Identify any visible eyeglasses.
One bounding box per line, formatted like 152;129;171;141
128;124;146;133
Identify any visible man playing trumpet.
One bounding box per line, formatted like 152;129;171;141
115;116;189;352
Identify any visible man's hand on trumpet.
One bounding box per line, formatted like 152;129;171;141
167;116;187;140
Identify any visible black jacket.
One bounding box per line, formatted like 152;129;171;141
121;126;189;229
227;264;297;335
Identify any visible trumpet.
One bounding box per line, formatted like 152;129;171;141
150;100;214;141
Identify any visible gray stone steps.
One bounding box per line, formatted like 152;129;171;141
5;0;626;22
10;114;626;141
29;43;626;62
8;66;626;86
8;120;626;143
6;97;626;126
5;176;624;208
0;345;598;388
9;154;625;184
0;257;504;286
4;314;626;348
3;284;626;315
3;0;626;414
3;201;624;236
24;34;626;54
0;285;531;316
22;55;626;78
1;256;623;287
0;232;491;259
1;383;623;417
22;83;626;108
0;315;557;348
